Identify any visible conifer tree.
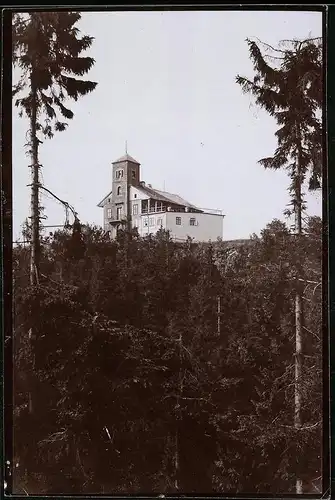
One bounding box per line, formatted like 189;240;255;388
13;11;97;285
236;36;322;494
236;37;322;210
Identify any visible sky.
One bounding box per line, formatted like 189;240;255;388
12;9;323;241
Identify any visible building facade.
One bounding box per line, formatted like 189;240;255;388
98;154;224;242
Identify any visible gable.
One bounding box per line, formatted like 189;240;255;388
97;190;113;208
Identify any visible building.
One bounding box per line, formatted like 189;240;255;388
98;153;225;242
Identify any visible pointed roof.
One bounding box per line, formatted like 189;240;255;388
113;153;140;165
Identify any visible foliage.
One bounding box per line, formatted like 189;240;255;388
13;220;322;495
13;11;97;137
236;37;322;218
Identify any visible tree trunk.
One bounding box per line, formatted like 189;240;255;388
174;428;179;492
294;151;303;494
29;84;40;287
28;81;39;416
294;289;303;495
217;295;221;336
174;329;183;492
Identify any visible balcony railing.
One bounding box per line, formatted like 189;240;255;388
107;214;126;222
200;208;223;216
141;207;165;214
141;207;223;216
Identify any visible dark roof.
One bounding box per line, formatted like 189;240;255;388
113;153;140;165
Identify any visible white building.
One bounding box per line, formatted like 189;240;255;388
98;153;224;242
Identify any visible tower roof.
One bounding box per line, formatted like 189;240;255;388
113;153;140;165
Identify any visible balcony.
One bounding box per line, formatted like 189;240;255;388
108;214;126;224
141;207;165;215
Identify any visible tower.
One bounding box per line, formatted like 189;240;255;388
110;153;140;232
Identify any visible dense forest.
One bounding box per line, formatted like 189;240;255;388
13;219;322;495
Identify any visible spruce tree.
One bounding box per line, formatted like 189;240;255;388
13;11;97;285
236;36;322;494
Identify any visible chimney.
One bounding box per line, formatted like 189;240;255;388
140;181;146;187
148;184;152;188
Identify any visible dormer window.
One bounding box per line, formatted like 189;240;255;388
116;169;124;179
117;186;122;196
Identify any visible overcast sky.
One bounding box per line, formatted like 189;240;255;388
12;9;322;241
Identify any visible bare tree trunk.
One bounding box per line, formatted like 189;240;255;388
294;154;303;494
295;287;303;495
28;83;39;415
29;85;40;287
174;428;179;491
174;330;183;492
217;295;221;336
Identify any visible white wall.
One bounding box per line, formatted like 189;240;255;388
165;212;223;242
134;211;223;241
136;212;167;237
130;186;149;201
130;186;148;235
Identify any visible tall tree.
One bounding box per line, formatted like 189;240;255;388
12;11;97;285
236;37;322;219
236;36;322;494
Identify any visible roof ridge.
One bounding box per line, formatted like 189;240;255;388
113;153;140;164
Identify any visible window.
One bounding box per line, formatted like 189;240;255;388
133;204;138;215
132;170;136;179
117;207;122;219
149;217;154;227
142;200;148;213
143;218;149;227
176;217;181;225
157;218;163;227
157;202;163;212
190;217;196;226
117;186;122;196
108;198;111;203
134;194;137;199
116;169;124;179
107;208;112;219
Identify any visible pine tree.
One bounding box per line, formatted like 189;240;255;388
13;11;97;285
236;37;322;210
236;36;322;494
